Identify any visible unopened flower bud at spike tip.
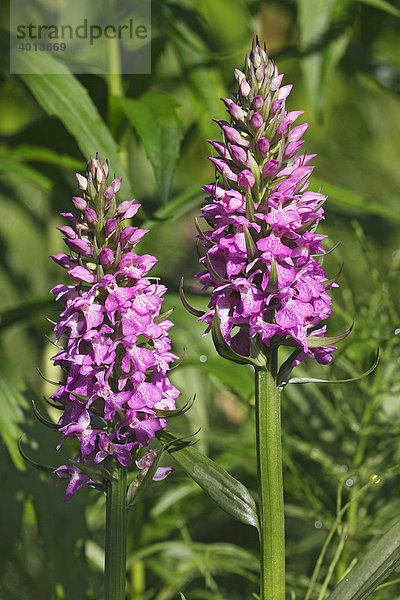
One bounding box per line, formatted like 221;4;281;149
240;78;251;98
256;137;270;156
72;196;87;211
230;145;249;166
76;173;87;191
250;112;264;129
253;95;264;110
96;165;103;184
193;38;340;366
238;170;255;189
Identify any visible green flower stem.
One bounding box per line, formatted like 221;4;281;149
105;463;127;600
255;351;285;600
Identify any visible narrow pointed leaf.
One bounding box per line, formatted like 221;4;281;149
0;359;29;470
327;518;400;600
211;308;265;367
298;0;353;117
323;262;344;287
15;51;133;198
36;367;62;387
296;214;319;235
195;216;210;243
18;435;55;474
120;92;183;203
160;431;259;529
306;322;353;347
0;296;53;330
0;157;52;191
43;396;64;411
179;277;205;317
154;395;196;418
142;183;202;231
358;0;400;18
245;187;255;221
313;237;342;258
288;349;379;385
205;253;230;283
312;177;400;223
243;224;258;260
268;256;278;287
280;323;353;348
12;144;83;170
31;400;60;430
154;308;175;324
276;349;303;388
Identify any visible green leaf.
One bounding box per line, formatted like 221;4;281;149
12;145;83;170
276;349;303;388
0;156;52;191
14;50;133;198
18;435;55;474
298;0;354;116
358;0;400;18
0;358;29;470
269;257;278;287
243;225;257;261
120;92;183;203
160;431;259;529
280;323;353;349
150;482;197;519
179;277;205;317
128;540;258;598
288;349;379;385
313;177;400;222
327;518;400;600
31;400;59;431
154;395;195;418
143;182;202;231
212;308;266;368
307;324;353;348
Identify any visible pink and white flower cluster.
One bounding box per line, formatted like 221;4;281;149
196;40;337;365
50;156;179;499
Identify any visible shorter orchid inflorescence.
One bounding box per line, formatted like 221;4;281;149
192;39;343;370
49;156;180;499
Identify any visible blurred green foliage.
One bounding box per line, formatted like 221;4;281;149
1;0;400;598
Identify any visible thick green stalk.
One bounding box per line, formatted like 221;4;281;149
105;463;127;600
255;352;285;600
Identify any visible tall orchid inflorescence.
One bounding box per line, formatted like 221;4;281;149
194;39;339;369
50;156;179;500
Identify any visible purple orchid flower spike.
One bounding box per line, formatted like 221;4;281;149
192;39;348;370
186;39;357;600
48;155;180;500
